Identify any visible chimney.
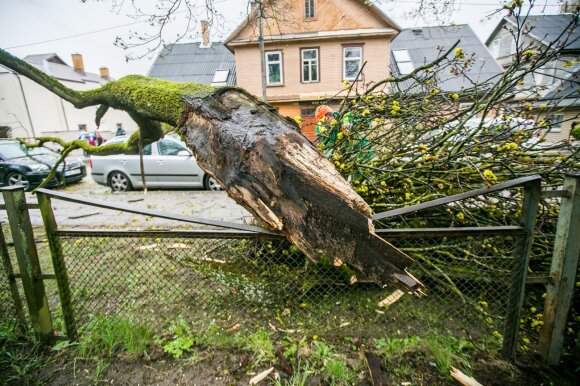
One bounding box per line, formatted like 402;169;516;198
71;53;84;72
99;67;110;79
201;20;210;45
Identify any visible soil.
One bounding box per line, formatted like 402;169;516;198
31;346;573;386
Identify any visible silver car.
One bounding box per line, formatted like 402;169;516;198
90;136;222;191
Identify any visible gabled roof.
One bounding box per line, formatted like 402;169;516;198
540;70;580;107
486;14;580;52
147;42;236;85
21;53;108;84
225;0;400;46
391;24;503;92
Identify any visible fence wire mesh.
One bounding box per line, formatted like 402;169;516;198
55;229;518;343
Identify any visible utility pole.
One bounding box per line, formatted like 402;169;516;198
258;0;267;102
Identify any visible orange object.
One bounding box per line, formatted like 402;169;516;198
315;105;333;120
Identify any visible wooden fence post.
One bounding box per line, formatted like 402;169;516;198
0;224;27;326
502;178;541;360
1;186;53;342
538;174;580;365
37;191;77;339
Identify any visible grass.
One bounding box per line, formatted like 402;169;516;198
0;322;48;385
373;332;477;380
246;330;275;365
76;315;155;358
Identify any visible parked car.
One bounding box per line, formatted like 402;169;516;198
90;136;223;191
0;139;86;191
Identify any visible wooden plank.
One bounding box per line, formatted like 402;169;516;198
1;186;53;342
37;192;77;339
502;179;542;360
538;174;580;365
0;224;27;326
0;202;40;210
364;352;384;386
373;175;542;220
541;189;571;198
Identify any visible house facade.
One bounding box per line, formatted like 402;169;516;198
486;14;580;143
0;53;137;141
225;0;400;140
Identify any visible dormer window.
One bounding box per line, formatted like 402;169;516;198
305;0;315;18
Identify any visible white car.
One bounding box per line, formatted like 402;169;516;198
90;136;222;191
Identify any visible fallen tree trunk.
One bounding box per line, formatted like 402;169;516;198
0;48;420;288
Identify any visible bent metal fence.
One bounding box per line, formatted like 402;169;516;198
0;174;577;365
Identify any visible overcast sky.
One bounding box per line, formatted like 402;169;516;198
0;0;563;78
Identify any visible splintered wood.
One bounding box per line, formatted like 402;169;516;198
378;289;405;308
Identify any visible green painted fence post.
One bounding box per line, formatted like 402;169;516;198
1;186;53;342
538;174;580;365
0;224;27;326
502;178;541;360
37;191;77;340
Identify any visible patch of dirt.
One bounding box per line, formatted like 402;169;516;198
36;348;256;386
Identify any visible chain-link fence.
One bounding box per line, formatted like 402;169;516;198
52;228;519;342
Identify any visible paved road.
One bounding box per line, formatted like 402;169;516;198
0;174;251;229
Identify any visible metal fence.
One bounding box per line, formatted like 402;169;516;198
53;230;519;338
0;174;577;365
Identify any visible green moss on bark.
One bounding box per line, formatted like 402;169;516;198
83;75;217;126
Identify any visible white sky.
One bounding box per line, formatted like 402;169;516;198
0;0;563;78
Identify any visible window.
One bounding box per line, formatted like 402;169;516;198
305;0;315;18
343;46;362;81
266;51;283;85
490;38;500;58
143;144;152;156
499;34;514;57
548;114;564;133
78;124;87;131
301;48;319;83
393;49;414;75
211;69;230;86
158;139;188;156
300;106;316;117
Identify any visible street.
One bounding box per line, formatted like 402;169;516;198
0;174;251;229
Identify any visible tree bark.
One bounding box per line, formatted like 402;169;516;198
180;89;419;288
0;48;420;288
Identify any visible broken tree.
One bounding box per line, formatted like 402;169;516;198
0;48;420;288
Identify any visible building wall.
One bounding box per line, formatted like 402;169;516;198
0;69;138;141
234;36;392;102
538;107;579;143
236;0;394;40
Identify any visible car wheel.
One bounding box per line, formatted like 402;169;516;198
6;172;31;191
108;171;132;192
203;174;223;191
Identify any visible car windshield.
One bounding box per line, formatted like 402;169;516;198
0;142;28;159
27;147;56;156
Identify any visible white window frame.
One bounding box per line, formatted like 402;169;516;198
301;48;319;83
343;46;362;81
266;50;284;86
305;0;315;18
211;69;230;86
549;114;564;133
